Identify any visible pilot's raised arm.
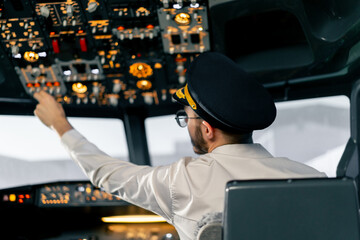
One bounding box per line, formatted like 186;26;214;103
34;52;326;240
33;90;173;220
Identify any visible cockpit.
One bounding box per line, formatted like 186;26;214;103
0;0;360;239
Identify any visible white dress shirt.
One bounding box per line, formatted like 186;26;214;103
61;129;326;240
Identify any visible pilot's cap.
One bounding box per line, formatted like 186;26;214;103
173;52;276;133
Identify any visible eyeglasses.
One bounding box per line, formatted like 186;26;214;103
175;110;202;128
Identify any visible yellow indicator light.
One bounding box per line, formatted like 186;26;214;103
101;215;167;223
154;63;162;69
86;187;92;194
72;83;88;94
24;51;39;63
9;194;16;202
174;13;191;25
136;80;152;90
129;62;153;78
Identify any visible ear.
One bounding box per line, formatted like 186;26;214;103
201;121;215;140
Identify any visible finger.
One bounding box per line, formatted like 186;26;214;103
33;91;47;103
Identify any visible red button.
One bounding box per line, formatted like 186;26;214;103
52;39;60;53
79;37;87;52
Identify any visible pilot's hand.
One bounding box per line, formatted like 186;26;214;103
33;91;73;137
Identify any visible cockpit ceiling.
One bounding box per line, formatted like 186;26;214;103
1;0;360;117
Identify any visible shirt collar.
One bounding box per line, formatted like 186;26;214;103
210;143;273;159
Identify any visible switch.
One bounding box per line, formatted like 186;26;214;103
52;39;60;53
79;37;88;52
11;45;19;55
66;5;74;17
87;0;99;13
40;6;50;18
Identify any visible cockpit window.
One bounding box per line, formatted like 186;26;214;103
145;115;197;166
254;95;350;177
0;116;128;189
146;95;350;177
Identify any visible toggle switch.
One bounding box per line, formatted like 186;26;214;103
52;39;60;53
79;37;88;52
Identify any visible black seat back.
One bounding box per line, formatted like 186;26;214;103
223;178;360;240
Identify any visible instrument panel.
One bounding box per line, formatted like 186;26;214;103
38;182;125;207
1;181;126;207
0;0;210;112
0;181;180;239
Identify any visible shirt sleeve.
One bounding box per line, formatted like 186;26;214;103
61;129;174;222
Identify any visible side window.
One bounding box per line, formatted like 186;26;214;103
145;115;197;166
145;95;350;176
254;95;350;177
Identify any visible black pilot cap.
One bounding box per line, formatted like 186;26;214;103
173;52;276;133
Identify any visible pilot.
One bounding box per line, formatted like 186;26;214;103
33;52;326;240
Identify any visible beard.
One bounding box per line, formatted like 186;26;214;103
190;124;208;155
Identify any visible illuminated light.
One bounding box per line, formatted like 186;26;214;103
34;82;41;88
78;30;84;34
175;55;187;62
18;195;24;199
9;194;16;202
24;51;39;63
137;53;142;58
154;63;162;69
19;199;24;204
136;80;152;90
38;52;47;57
14;54;21;59
101;215;167;223
3;195;9;201
26;83;33;88
91;68;100;74
129;62;153;78
72;83;88;94
54;82;60;87
198;27;203;31
25;194;30;199
63;70;72;76
190;3;200;8
46;82;52;87
117;26;125;31
50;32;56;36
86;187;92;194
173;3;182;9
174;13;191;25
146;24;154;29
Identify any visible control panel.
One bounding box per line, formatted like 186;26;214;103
0;181;126;207
38;182;125;207
0;0;210;110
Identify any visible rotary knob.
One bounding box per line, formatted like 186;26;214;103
40;6;50;18
87;0;99;13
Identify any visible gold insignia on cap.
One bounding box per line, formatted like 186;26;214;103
184;84;197;110
176;88;186;99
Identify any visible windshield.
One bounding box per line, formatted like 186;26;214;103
0;117;128;189
146;95;350;177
